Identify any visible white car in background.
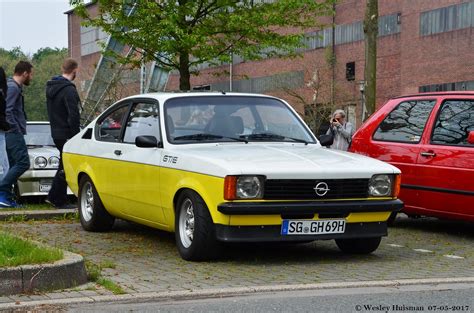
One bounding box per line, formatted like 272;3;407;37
17;122;72;198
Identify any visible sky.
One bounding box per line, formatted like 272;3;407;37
0;0;71;55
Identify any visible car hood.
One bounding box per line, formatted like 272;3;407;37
27;146;58;157
168;143;401;179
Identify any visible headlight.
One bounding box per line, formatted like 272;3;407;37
224;175;264;200
49;156;60;168
368;174;393;197
34;156;47;169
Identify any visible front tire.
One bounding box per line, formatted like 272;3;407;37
335;237;381;254
78;176;114;232
175;190;219;261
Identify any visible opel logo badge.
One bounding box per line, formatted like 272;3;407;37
314;182;330;197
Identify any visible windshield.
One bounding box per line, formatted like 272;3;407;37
24;124;55;147
165;96;316;144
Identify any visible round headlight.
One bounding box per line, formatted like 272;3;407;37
369;174;392;197
34;156;47;169
236;176;263;199
49;156;60;168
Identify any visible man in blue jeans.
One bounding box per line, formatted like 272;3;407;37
0;61;34;208
0;67;10;187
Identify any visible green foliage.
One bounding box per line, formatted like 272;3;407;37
0;47;68;121
70;0;335;90
85;259;124;294
0;232;63;267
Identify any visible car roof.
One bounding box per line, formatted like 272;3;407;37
391;91;474;100
122;92;279;102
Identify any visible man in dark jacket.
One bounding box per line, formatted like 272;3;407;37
45;58;81;208
0;61;33;208
0;67;10;188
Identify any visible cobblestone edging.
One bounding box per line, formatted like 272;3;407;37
0;250;87;296
0;208;76;221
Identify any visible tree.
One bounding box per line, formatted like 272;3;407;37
70;0;335;90
363;0;378;118
0;47;68;121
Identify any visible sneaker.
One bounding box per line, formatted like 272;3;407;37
0;196;16;209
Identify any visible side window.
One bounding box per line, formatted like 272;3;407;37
97;105;129;142
373;100;436;143
431;100;474;146
123;101;160;144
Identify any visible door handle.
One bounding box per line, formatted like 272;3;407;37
420;151;436;157
114;150;122;156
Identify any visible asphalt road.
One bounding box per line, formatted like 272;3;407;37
64;283;474;313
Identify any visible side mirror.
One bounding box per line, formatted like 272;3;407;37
135;135;160;148
319;134;334;147
468;131;474;145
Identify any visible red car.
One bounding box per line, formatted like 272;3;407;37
349;92;474;222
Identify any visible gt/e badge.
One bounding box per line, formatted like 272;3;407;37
163;155;178;164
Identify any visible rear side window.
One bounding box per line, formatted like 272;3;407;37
123;101;160;144
431;100;474;146
373;100;436;143
97;105;129;142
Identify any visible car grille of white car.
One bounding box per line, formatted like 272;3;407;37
264;179;369;200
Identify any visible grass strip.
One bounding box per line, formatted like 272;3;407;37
0;232;63;267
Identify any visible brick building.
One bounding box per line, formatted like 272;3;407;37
66;0;474;126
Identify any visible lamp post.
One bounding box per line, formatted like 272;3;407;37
358;80;366;123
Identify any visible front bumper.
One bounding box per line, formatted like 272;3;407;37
216;222;387;242
215;199;403;242
217;199;403;215
17;169;73;197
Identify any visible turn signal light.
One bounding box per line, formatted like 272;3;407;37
392;174;401;198
224;176;237;200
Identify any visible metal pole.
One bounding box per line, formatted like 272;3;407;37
229;52;233;92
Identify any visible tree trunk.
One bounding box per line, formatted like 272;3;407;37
179;52;191;91
363;0;378;119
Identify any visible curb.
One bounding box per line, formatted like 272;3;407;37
0;250;88;296
0;277;473;310
0;208;76;221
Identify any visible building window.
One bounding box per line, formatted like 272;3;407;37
302;13;401;51
419;80;474;93
210;71;304;93
420;1;473;36
80;25;108;56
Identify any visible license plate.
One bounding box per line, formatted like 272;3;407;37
281;219;346;236
39;184;51;192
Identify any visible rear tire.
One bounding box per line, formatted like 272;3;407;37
335;237;381;254
78;176;114;232
175;190;219;261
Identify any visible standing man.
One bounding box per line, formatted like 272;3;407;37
0;67;10;185
0;61;34;208
45;58;81;208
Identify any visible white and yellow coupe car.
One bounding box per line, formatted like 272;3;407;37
63;92;403;261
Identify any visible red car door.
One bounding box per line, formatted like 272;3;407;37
351;98;437;211
415;98;474;221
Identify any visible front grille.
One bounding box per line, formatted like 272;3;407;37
264;179;369;200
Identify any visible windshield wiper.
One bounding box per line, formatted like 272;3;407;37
174;133;248;143
241;133;308;144
26;144;44;148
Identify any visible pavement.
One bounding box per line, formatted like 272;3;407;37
0;208;473;310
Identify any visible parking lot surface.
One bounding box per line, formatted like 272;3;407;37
0;215;472;303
